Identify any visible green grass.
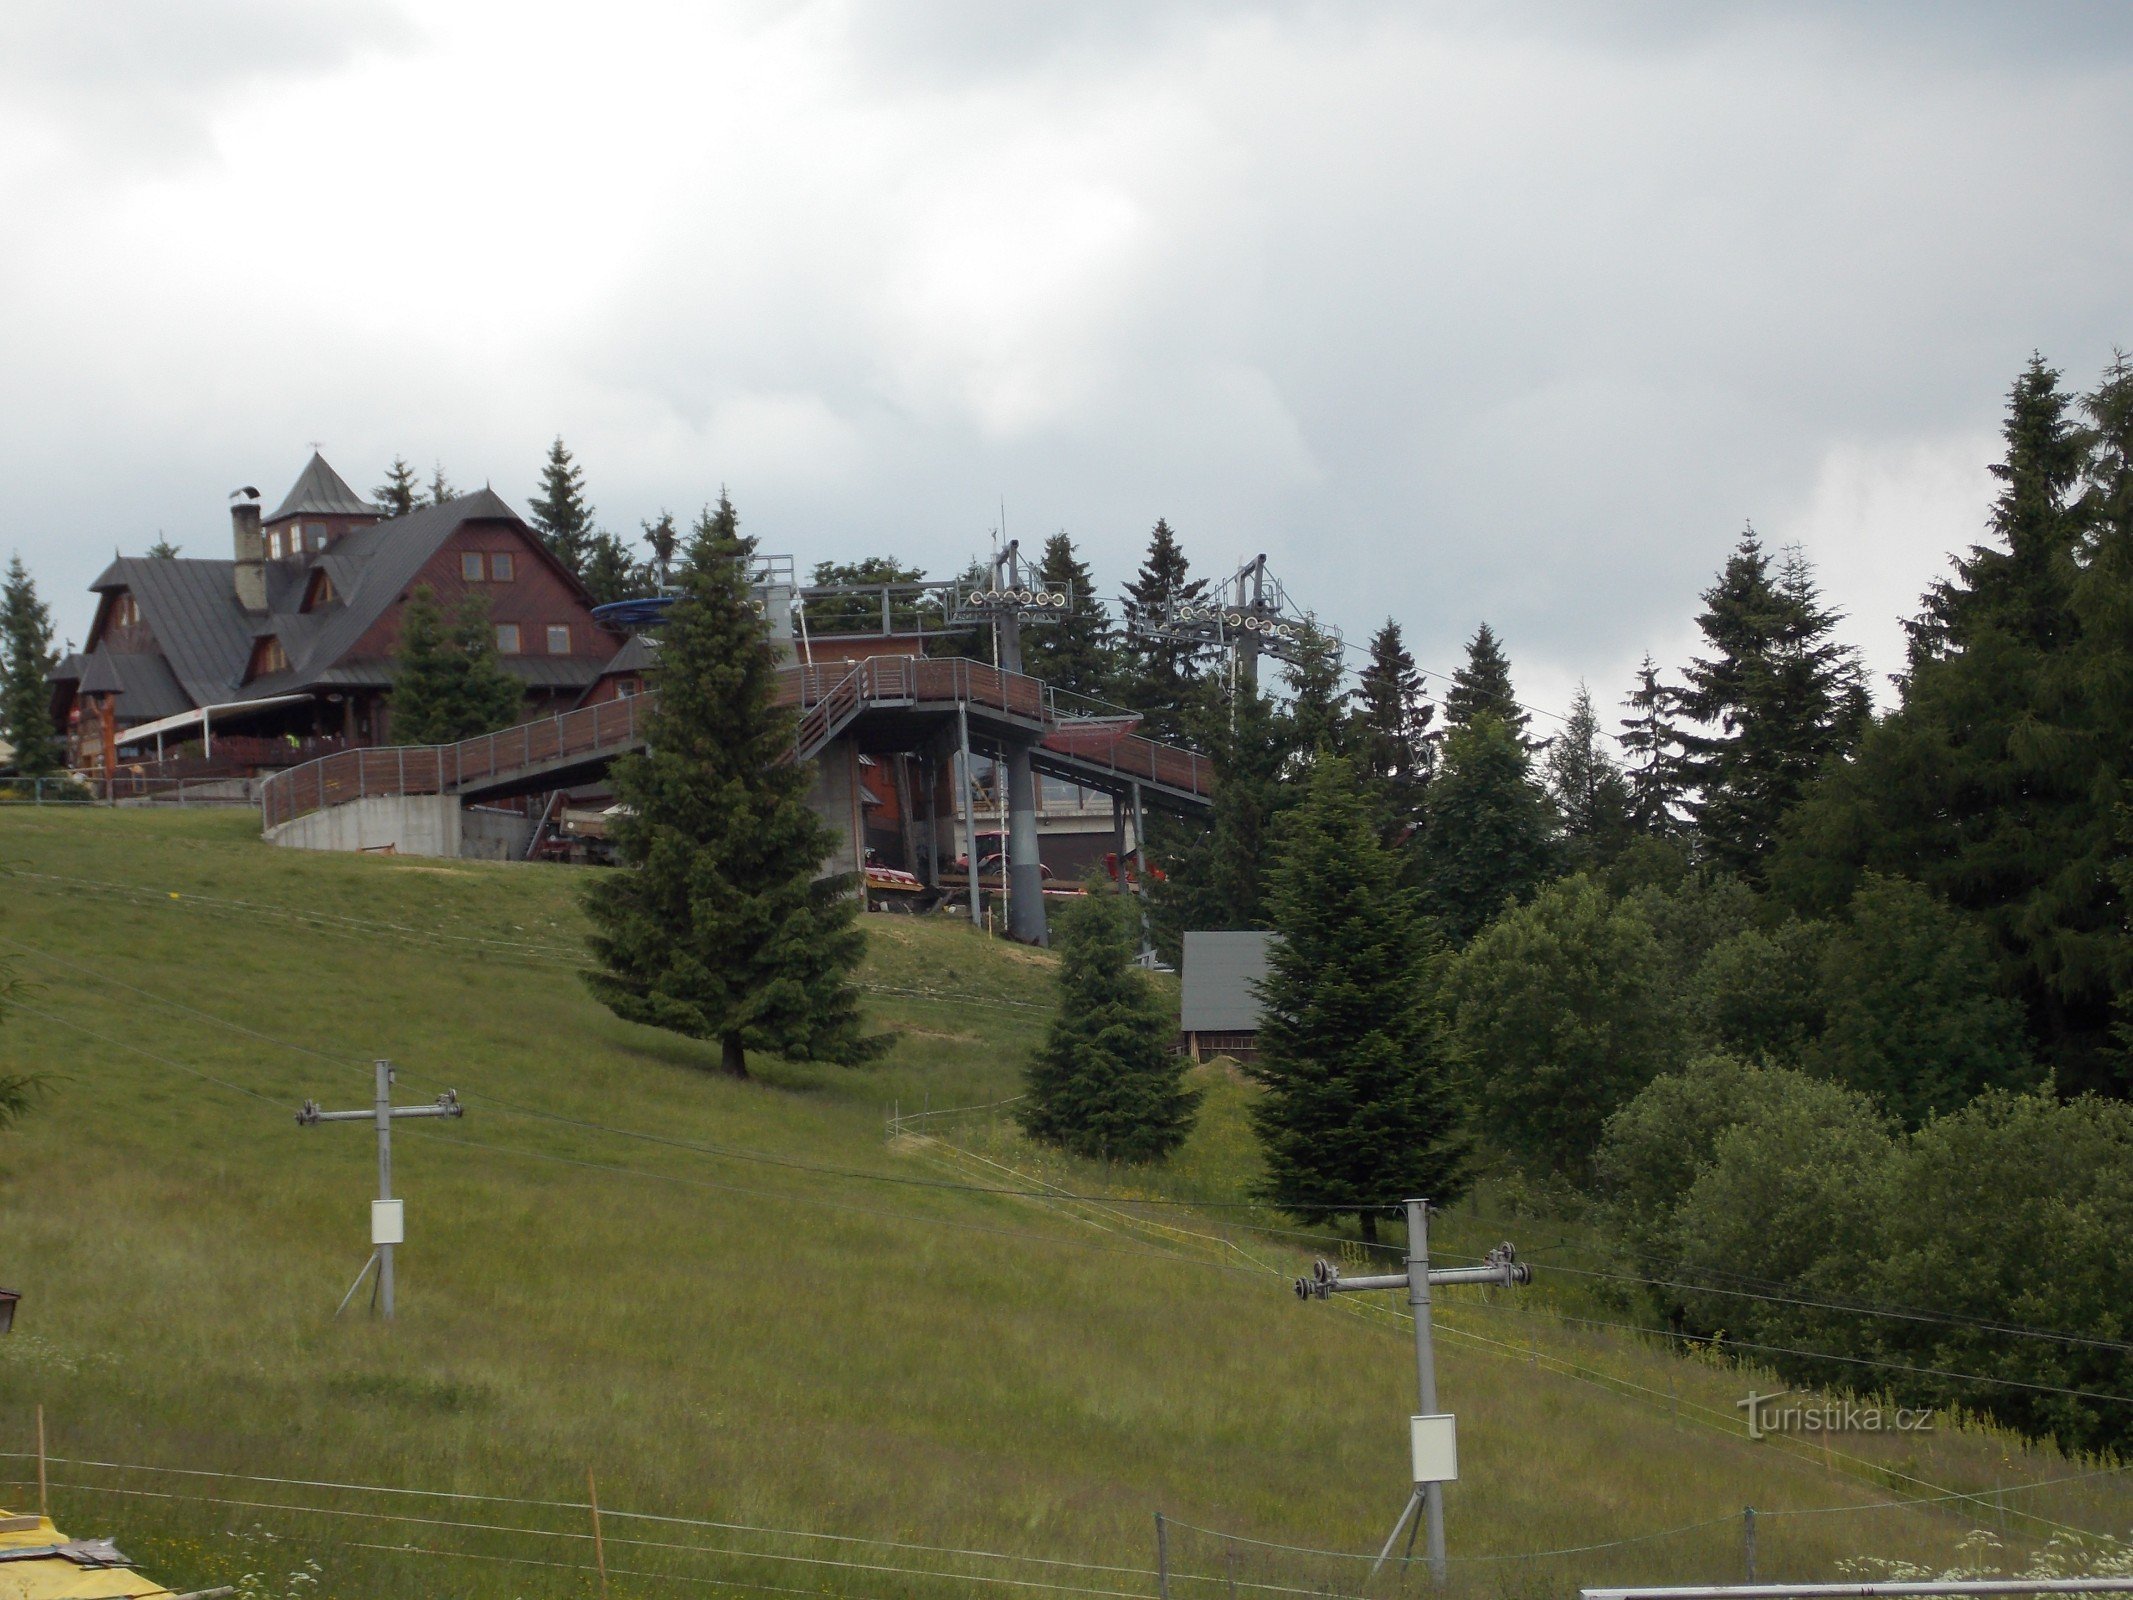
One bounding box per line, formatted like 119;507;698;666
0;808;2123;1599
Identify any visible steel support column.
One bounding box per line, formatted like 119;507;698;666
1005;741;1046;945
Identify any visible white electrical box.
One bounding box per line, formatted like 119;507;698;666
1410;1414;1458;1484
371;1199;405;1246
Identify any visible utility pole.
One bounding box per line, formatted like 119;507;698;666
1294;1199;1532;1585
297;1060;463;1320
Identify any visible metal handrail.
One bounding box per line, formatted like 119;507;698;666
260;654;1212;830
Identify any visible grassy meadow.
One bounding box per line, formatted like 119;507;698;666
0;806;2123;1599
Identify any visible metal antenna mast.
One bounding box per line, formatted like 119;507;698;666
1294;1199;1532;1585
297;1060;463;1320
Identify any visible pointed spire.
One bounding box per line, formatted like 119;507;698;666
267;452;375;521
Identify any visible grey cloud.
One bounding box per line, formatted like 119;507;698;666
0;0;414;172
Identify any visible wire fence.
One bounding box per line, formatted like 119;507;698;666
5;1453;2128;1600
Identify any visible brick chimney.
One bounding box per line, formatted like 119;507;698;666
232;496;266;612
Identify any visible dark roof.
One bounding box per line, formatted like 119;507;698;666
76;652;191;722
89;555;257;705
47;652;83;684
598;633;659;676
266;453;375;522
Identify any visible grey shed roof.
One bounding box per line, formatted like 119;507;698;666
266;452;376;521
1180;931;1278;1033
600;633;659;675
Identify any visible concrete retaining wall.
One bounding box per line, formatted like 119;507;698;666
263;794;532;860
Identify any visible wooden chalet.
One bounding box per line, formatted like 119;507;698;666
51;454;624;777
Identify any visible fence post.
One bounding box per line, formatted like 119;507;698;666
1743;1506;1757;1583
1155;1512;1169;1600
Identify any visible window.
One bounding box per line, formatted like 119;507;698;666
495;623;521;654
310;526;328;551
268;530;283;559
490;552;515;582
258;637;289;674
617;680;637;698
546;624;570;655
461;552;484;582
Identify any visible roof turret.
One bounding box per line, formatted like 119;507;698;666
266;452;375;522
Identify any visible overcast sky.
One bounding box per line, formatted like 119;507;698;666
6;2;2131;726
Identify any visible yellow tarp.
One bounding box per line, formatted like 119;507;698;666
0;1513;172;1600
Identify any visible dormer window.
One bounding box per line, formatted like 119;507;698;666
256;637;290;675
302;570;336;611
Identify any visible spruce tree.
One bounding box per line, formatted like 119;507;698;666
423;463;458;507
1413;712;1556;944
389;586;460;745
1547;683;1634;872
447;593;524;734
529;436;596;578
1277;622;1351;762
1678;532;1865;882
1019;886;1200;1162
1019;531;1114;700
1355;620;1433;791
1249;756;1468;1242
1443;623;1532;745
374;457;420;518
580;530;645;608
146;533;182;559
1619;655;1687;836
390;586;521;743
1143;674;1294;960
1117;519;1209;739
0;556;59;777
582;503;880;1077
1772;357;2108;1089
641;511;681;587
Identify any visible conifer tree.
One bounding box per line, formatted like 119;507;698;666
1443;623;1533;746
0;556;59;777
582;502;880;1077
1355;620;1432;786
1413;712;1556;944
1117;519;1209;739
1547;683;1634;872
581;531;644;608
1678;532;1865;882
529;436;596;578
448;593;524;734
1144;677;1290;955
1618;655;1687;836
388;586;460;745
641;511;681;587
423;463;458;507
1249;756;1468;1242
1019;532;1114;699
390;586;521;743
1020;885;1200;1162
374;457;420;518
1277;622;1351;763
1772;357;2111;1089
146;533;182;559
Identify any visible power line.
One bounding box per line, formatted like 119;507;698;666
7;1001;286;1108
1449;1298;2133;1409
1452;1208;2133;1358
